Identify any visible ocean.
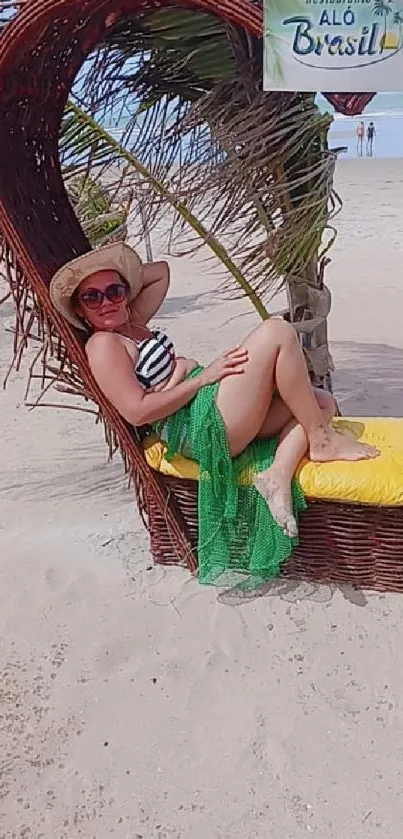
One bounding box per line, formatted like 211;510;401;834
105;91;403;161
317;92;403;159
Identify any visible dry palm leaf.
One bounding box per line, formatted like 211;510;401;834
74;4;340;360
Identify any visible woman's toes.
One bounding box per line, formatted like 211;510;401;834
254;471;298;538
283;516;298;539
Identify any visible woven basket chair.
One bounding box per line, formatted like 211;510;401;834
1;0;399;593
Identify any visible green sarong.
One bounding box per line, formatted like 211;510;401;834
153;367;306;588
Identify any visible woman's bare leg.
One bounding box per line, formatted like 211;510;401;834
255;390;336;536
216;319;378;461
255;387;334;441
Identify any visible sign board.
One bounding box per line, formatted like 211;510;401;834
263;0;403;92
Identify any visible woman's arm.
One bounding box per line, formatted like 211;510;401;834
153;358;199;392
129;260;170;325
86;333;247;427
86;332;202;426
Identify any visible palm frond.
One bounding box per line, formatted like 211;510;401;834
60;101;269;319
73;4;339;311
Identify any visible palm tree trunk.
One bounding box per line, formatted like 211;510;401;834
273;99;334;391
286;255;334;391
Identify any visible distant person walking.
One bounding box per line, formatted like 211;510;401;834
366;121;376;156
356;121;365;156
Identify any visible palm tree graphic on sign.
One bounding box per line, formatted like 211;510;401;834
393;9;403;46
373;0;399;51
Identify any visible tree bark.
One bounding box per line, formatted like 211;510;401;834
286;253;334;392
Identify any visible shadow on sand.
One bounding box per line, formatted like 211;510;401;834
332;340;403;416
218;578;369;609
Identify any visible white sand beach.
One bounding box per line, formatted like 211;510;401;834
1;158;403;838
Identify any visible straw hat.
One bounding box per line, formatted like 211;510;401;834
49;242;143;330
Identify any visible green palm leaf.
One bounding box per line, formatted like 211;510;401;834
60;101;269;319
74;3;337;383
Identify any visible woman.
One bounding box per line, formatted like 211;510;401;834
356;121;365;156
50;243;378;586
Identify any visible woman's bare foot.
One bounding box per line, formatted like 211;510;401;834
254;469;298;538
309;426;380;463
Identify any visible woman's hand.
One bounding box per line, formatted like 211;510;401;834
198;347;248;387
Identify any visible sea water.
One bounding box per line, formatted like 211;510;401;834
317;92;403;159
105;91;403;161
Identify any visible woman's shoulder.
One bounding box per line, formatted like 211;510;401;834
86;330;121;352
85;331;138;363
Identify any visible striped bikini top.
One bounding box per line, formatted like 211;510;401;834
134;328;175;390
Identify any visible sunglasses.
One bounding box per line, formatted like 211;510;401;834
78;282;129;310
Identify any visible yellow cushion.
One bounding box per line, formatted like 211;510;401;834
143;418;403;507
144;433;200;481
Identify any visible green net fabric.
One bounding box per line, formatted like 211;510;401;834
153;368;306;588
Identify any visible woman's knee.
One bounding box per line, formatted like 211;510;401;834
256;317;299;349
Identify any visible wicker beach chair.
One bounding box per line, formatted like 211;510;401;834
2;0;402;593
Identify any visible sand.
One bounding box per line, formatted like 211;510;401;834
1;158;403;839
